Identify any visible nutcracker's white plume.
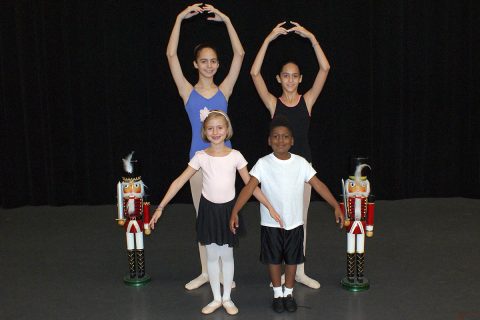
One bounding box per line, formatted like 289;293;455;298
123;151;135;174
354;164;370;181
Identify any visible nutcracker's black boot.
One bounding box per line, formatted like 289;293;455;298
136;249;145;278
127;250;136;278
347;253;355;283
356;252;365;283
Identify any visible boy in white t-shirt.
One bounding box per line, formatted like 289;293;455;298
229;117;343;313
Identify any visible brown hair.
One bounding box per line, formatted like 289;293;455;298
193;43;218;61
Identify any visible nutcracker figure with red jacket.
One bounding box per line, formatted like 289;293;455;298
339;158;375;291
116;152;151;285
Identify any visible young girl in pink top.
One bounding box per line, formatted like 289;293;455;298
150;110;280;316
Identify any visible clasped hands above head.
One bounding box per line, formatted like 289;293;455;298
181;3;228;22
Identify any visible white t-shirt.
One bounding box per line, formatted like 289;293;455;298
188;149;248;204
250;153;316;230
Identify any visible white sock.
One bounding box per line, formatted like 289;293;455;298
273;286;283;298
284;286;293;297
206;244;222;301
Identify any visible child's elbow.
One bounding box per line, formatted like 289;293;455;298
237;49;245;58
250;69;260;78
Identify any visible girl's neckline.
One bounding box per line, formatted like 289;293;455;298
204;148;233;158
193;87;220;100
279;95;302;107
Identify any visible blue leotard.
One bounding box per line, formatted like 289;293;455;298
185;89;232;159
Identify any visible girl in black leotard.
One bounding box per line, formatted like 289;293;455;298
250;21;331;289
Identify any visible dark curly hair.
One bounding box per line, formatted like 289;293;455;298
270;115;294;137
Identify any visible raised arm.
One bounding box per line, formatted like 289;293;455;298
166;4;203;103
203;4;245;100
289;21;330;114
149;166;197;229
250;22;289;117
308;175;343;228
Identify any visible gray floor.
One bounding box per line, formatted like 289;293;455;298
1;198;479;320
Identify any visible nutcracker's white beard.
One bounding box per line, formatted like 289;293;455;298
127;198;136;214
123;191;143;214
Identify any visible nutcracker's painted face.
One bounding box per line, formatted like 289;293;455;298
346;163;371;196
277;62;302;94
346;178;370;197
347;180;368;194
122;181;144;197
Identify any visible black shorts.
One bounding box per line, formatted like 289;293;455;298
259;225;305;265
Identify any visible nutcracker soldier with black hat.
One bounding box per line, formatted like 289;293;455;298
116;151;151;286
339;157;375;291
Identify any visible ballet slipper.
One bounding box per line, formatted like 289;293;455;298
185;273;209;290
222;300;239;315
295;273;321;289
201;300;222;314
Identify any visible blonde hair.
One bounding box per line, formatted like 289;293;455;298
201;110;233;142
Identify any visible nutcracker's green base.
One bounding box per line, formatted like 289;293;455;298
341;277;370;291
123;273;151;287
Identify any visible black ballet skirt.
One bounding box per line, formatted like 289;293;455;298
196;195;245;247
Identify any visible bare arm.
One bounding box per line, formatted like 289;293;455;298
149;166;197;229
288;21;330;114
229;176;259;233
308;175;343;228
166;4;204;103
250;22;288;117
203;5;245;100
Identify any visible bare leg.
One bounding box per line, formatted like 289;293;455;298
285;264;297;289
268;264;282;288
284;264;298;312
270;264;284;312
295;182;321;289
185;169;209;290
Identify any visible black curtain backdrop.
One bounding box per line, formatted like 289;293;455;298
2;1;479;208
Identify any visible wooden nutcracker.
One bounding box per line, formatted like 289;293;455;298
340;158;375;291
116;152;151;286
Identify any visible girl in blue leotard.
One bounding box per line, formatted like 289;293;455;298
163;3;244;291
